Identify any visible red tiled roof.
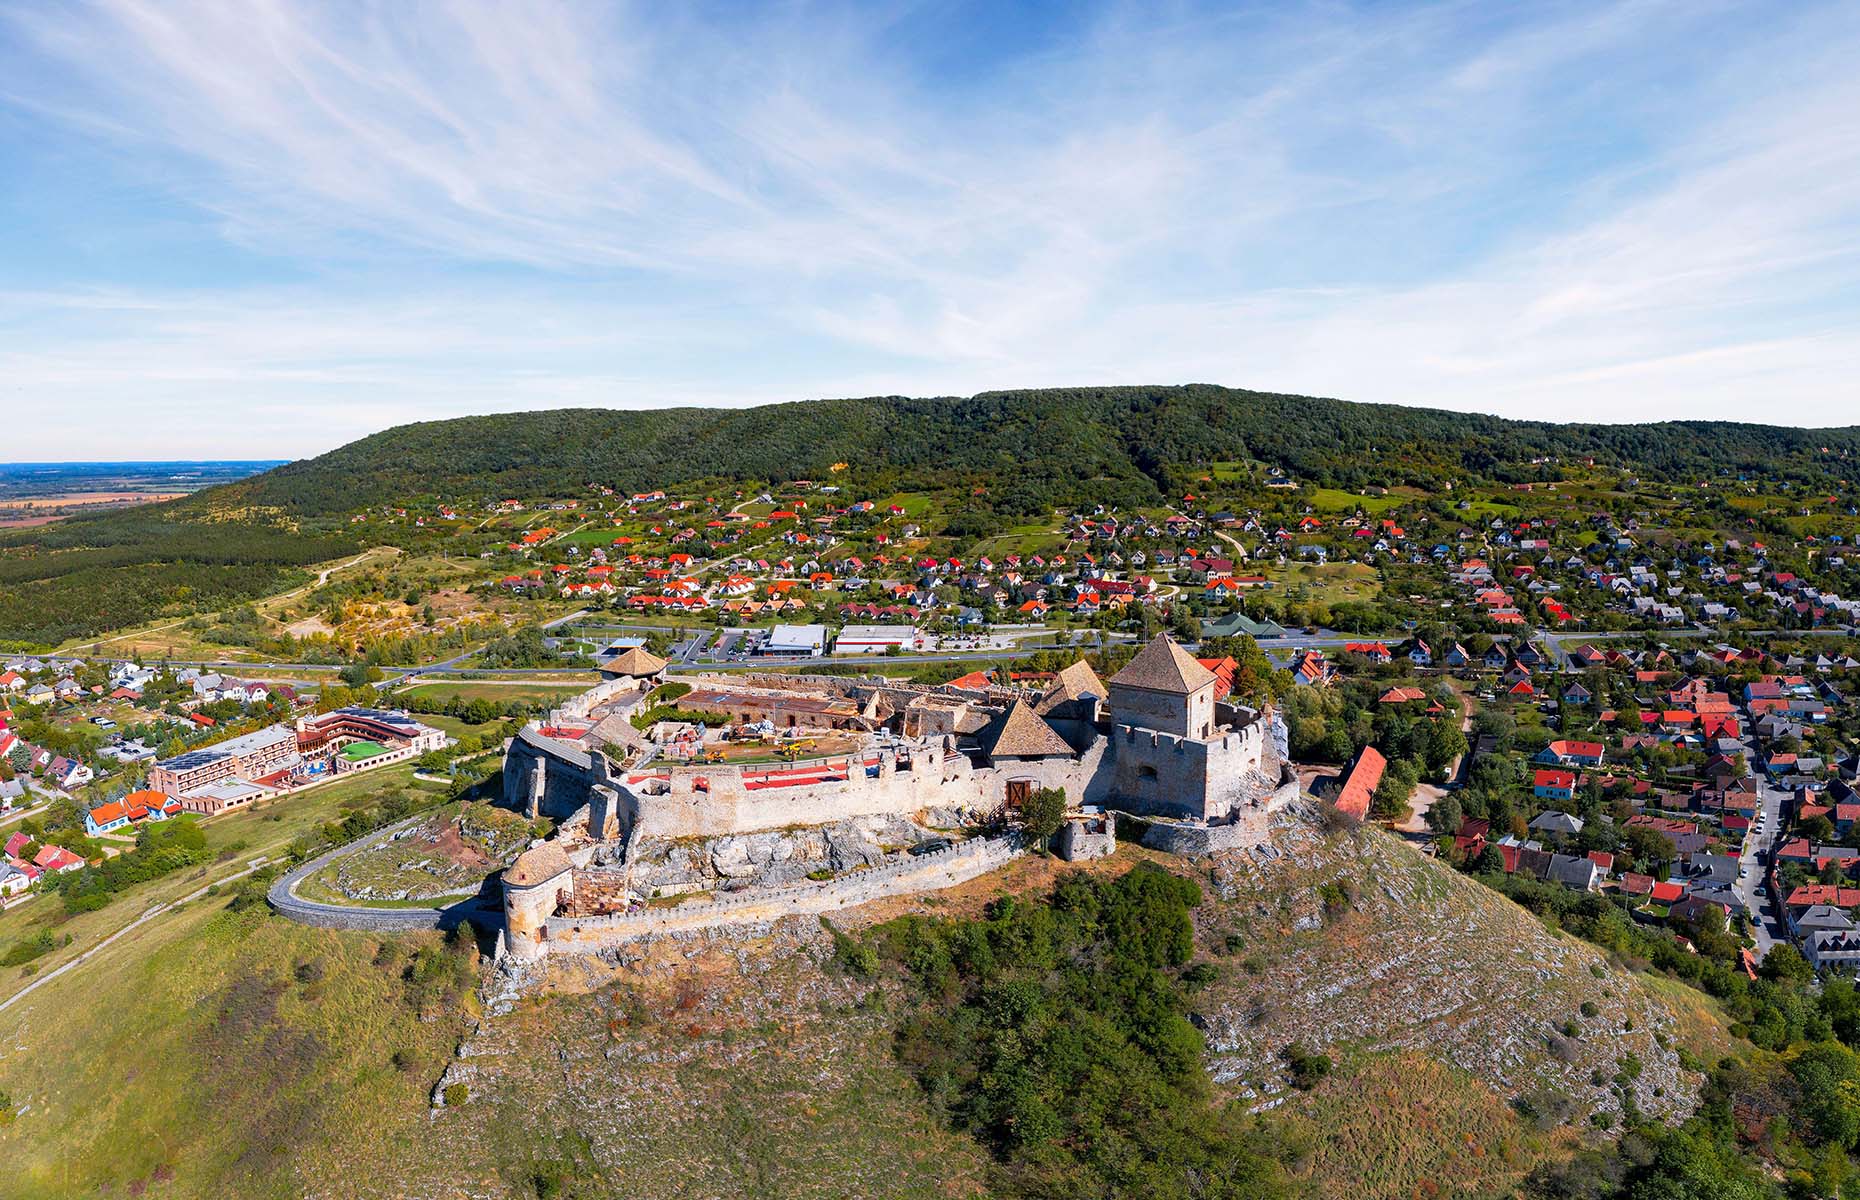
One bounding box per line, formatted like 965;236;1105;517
1333;746;1387;820
34;844;83;871
1787;885;1860;909
1548;739;1604;758
88;800;129;826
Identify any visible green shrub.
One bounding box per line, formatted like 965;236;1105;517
820;919;877;977
0;930;56;968
1181;961;1222;991
1283;1044;1332;1090
872;864;1295;1196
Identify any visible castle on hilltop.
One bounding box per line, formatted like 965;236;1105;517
501;634;1300;959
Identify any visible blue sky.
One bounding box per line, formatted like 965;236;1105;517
3;1;1859;459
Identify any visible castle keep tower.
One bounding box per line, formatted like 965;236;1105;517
504;843;574;961
1108;634;1265;820
1108;634;1218;739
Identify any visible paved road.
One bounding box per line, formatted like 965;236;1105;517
0;801;52;830
0;856;270;1016
1732;736;1790;959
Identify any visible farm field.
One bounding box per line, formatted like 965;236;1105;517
964;520;1066;559
413;711;514;741
1272;560;1381;605
400;681;591;706
872;491;935;517
555;525;640;548
1456;497;1523;521
1307;487;1403;514
1206;459;1255;482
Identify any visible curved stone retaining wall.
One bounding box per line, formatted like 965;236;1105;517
268;815;497;933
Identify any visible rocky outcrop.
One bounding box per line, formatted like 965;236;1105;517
627;814;940;894
1192;803;1706;1122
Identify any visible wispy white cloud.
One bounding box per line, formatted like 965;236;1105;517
2;0;1860;458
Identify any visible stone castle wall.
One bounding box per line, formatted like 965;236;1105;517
1111;719;1264;820
504;727;631;824
1137;778;1301;855
553;675;647;722
626;741;977;838
507;709;1261;839
1111;685;1195;736
526;834;1019;955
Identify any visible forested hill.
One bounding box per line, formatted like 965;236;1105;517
213;385;1860;517
4;383;1857;647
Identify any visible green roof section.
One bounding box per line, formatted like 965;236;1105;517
338;740;392;762
1200;611;1288;640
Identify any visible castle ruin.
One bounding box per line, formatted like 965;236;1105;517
501;634;1300;959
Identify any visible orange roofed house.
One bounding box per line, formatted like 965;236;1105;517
1323;745;1387;820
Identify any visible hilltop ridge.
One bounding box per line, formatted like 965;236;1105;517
186;384;1860;517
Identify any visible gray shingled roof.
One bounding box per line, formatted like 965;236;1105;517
980;699;1075;760
1036;659;1107;715
1109;634;1217;695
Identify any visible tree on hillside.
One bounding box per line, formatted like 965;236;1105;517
1371;758;1420;821
1020;787;1068;851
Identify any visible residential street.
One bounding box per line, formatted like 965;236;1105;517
1733;735;1790;958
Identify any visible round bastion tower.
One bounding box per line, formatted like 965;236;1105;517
503;843;574;961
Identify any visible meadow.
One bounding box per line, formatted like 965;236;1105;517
0;897;473;1198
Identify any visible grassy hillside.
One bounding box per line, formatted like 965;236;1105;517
0;898;477;1199
1198;811;1727;1198
0;807;1730;1199
1197;810;1720;1122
